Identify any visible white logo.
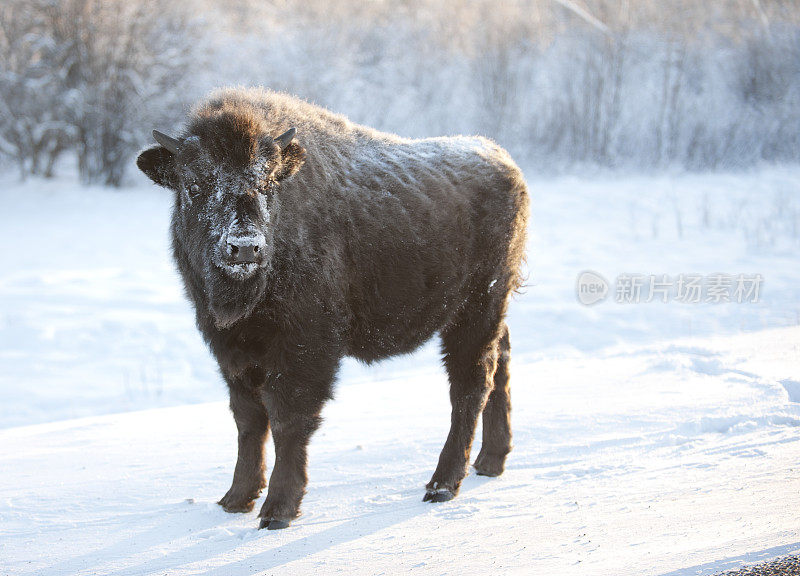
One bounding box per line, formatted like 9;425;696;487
576;270;609;305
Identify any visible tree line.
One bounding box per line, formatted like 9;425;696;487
1;0;798;185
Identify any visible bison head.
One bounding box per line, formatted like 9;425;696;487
136;120;305;329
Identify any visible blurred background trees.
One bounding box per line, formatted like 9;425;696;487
1;0;798;185
0;0;199;185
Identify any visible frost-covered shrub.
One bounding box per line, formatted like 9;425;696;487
1;0;799;183
201;0;800;173
0;0;203;185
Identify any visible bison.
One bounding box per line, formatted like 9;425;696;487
136;88;529;529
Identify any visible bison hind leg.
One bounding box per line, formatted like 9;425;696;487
473;322;512;477
425;302;508;502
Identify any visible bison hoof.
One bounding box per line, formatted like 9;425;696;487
473;453;507;477
423;488;455;503
220;501;254;513
259;517;292;530
218;489;260;513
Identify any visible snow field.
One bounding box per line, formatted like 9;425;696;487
1;326;798;576
0;167;799;575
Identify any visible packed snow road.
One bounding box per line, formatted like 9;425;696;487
0;168;798;575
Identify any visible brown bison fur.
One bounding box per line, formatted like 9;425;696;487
136;87;529;530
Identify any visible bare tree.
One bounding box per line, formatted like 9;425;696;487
2;0;799;180
0;0;74;178
0;0;200;185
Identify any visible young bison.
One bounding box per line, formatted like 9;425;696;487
136;88;529;529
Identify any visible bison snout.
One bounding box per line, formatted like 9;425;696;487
224;234;267;265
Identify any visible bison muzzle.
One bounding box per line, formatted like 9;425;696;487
137;88;529;530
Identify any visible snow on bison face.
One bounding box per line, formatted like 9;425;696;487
137;127;305;328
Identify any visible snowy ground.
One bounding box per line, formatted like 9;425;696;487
1;167;799;575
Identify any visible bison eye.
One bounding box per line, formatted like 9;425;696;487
189;183;201;195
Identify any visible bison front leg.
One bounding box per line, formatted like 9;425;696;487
257;360;336;530
219;369;269;513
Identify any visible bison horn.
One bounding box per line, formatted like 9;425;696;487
152;130;182;155
273;127;296;150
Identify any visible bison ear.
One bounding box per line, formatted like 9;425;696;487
274;141;306;182
136;146;179;190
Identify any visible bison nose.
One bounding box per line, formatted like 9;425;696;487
226;235;265;264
